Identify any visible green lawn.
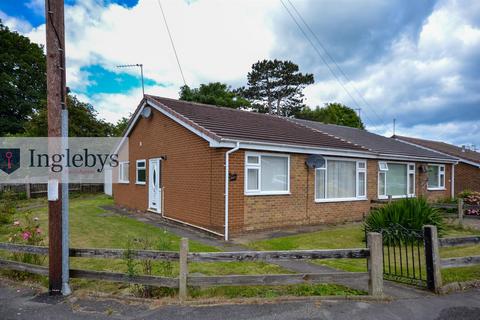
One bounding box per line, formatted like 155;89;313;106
0;194;361;298
248;223;480;284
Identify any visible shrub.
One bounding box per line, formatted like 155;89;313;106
0;190;17;225
458;190;473;199
463;191;480;216
9;211;45;267
364;197;445;245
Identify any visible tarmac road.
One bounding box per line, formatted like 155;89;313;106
1;280;479;320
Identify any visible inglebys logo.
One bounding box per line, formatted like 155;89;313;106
29;148;119;173
0;149;21;174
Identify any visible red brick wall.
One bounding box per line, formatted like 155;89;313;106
112;108;225;234
229;154;453;234
454;162;480;193
113;110;453;235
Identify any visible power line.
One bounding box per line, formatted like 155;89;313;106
278;0;373;125
285;0;385;124
279;0;380;125
157;0;187;87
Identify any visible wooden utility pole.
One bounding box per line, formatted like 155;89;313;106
46;0;66;295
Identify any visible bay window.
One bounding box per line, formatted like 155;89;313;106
315;159;367;201
427;164;445;190
245;153;289;195
378;162;415;198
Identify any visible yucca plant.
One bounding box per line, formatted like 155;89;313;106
364;197;444;245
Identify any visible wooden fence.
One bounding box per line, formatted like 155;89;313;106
422;226;480;293
0;233;384;300
430;198;480;225
0;183;104;198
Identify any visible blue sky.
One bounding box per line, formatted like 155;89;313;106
1;0;479;147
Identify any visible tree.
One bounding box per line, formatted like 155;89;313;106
295;103;365;129
111;116;130;136
179;82;250;109
0;21;47;136
240;59;314;117
25;94;117;137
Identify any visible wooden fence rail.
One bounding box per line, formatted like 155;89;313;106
0;234;384;300
438;236;480;247
440;256;480;269
423;226;480;293
0;183;104;198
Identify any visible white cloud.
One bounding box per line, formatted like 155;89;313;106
0;10;33;34
25;0;277;92
5;0;480;145
302;0;480;143
78;84;179;123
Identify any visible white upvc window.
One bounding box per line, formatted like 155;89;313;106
315;158;367;202
136;160;146;185
119;161;129;183
427;164;445;190
245;152;290;195
378;162;415;199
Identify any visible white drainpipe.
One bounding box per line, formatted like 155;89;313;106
451;163;456;199
225;142;240;241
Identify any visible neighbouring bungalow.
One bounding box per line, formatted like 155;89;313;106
393;135;480;194
113;96;456;240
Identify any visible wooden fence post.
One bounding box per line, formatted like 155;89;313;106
179;237;189;301
367;232;383;297
423;225;442;293
25;183;31;199
457;198;464;226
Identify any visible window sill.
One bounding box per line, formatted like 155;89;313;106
378;195;415;200
427;187;446;191
315;197;368;203
136;182;146;185
245;191;291;196
118;181;129;184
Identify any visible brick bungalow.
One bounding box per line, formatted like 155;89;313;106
113;95;456;239
393;135;480;194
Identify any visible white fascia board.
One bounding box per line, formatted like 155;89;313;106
214;139;456;163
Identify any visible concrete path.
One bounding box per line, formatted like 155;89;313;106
1;280;479;320
104;205;428;298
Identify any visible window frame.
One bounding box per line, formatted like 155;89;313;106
118;161;130;184
378;161;415;199
244;152;290;196
427;164;446;190
314;157;368;203
136;159;146;185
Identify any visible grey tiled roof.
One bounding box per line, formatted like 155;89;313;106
394;135;480;165
147;96;365;151
141;96;454;161
291;119;456;161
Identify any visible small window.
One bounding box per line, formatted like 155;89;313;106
247;156;260;165
379;162;388;171
119;161;129;183
427;164;445;190
245;153;289;195
136;160;146;184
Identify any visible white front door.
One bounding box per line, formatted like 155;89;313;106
148;158;161;213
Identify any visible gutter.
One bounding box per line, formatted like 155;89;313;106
225;142;240;241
